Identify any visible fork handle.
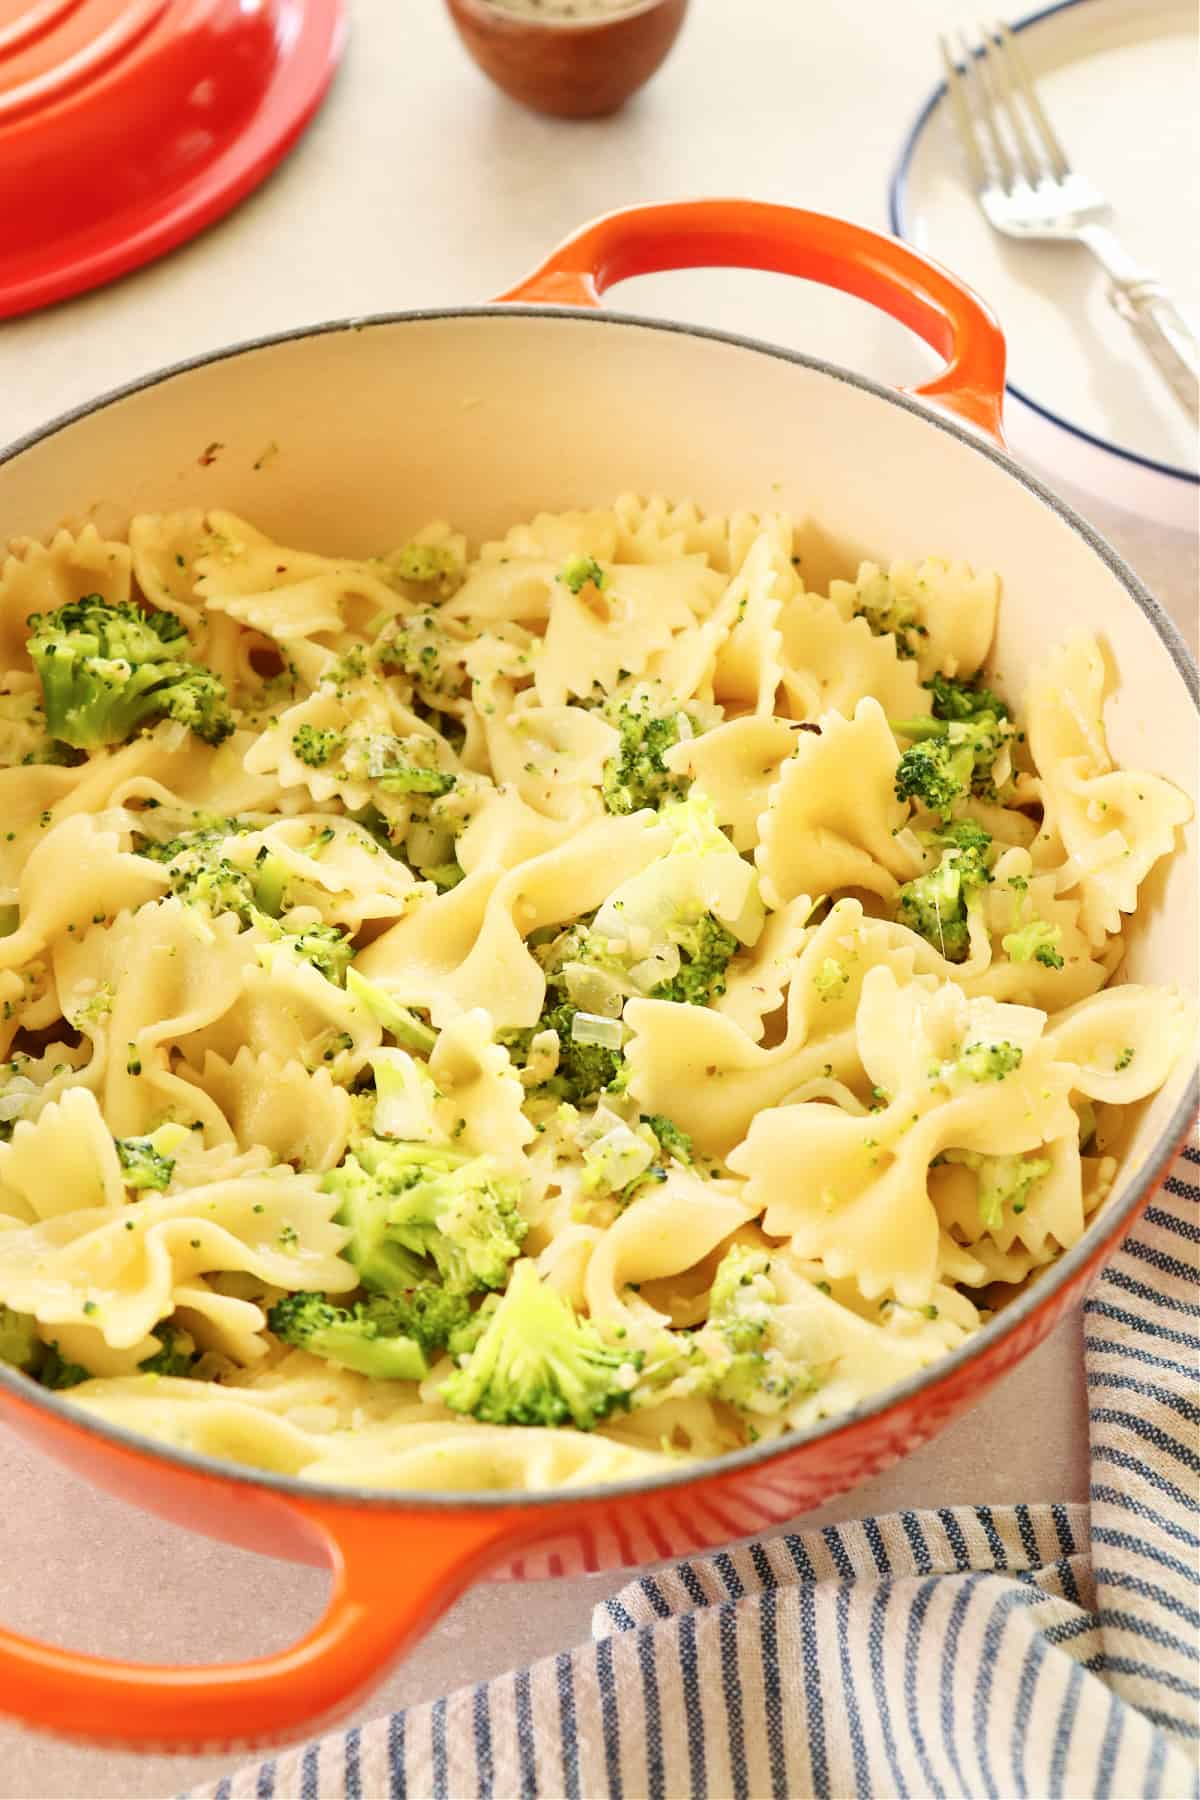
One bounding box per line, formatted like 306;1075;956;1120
1106;280;1199;418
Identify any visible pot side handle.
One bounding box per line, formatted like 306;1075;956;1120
0;1502;518;1749
498;198;1006;443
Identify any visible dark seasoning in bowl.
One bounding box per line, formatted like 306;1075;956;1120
444;0;689;117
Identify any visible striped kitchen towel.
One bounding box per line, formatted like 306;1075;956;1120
197;1143;1199;1800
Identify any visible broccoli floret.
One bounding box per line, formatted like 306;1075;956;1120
559;555;606;596
345;969;437;1051
704;1245;811;1417
37;1342;91;1389
326;1140;528;1296
138;1324;198;1377
390;542;462;588
267;1291;428;1380
116;1135;176;1191
0;1304;42;1373
376;1282;473;1355
893;712;1010;819
977;1154;1051;1230
441;1258;639;1429
896;828;992;963
138;824;259;917
277;919;354;985
580;1113;657;1197
949;1150;1052;1230
250;845;291;917
424;861;465;891
28;597;234;748
600;689;696;815
1002;917;1065;970
292;724;344;767
349;733;456;797
923;672;1010;723
850;573;923;657
649;912;739;1007
640;1114;693;1164
955;1040;1023;1083
504;1000;624;1105
813;957;850;1000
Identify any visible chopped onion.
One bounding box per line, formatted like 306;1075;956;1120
629;942;680;993
563;962;625;1018
570;1011;626;1050
408;822;452;868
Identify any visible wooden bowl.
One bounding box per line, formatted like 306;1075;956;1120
443;0;689;118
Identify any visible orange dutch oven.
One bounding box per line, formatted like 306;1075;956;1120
0;200;1195;1751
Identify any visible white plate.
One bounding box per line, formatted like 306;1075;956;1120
890;0;1198;528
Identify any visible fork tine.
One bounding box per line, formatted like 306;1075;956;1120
994;19;1072;179
979;20;1045;185
958;28;1017;192
938;34;988;190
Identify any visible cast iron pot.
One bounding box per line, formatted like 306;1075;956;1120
0;200;1194;1750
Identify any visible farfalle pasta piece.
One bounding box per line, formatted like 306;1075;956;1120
187;941;381;1084
714;896;815;1039
612;493;730;567
53;899;263;1137
777;590;927;722
958;844;1113;1010
709;530;790;715
584;1167;754;1329
933;1130;1085;1265
828;556;998;680
243;669;449;817
662;715;797;850
480;509;619;567
0;813;168;972
358;812;671;1028
478;683;618;821
0;1086;124;1224
215;815;426;930
179;1050;353;1171
624;898;935;1155
1041;982;1193;1104
128;509;220;634
196;511;404;641
535;561;721;706
1026;636;1192;943
0;1165;355;1351
756;698;921;907
0;524;131;674
428;1009;535;1173
729;966;1078;1303
765;1254;982;1428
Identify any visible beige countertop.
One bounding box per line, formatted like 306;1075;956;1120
0;1;1194;1794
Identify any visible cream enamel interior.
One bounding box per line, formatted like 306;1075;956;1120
2;308;1195;1223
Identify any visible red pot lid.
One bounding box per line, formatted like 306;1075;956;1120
0;0;345;320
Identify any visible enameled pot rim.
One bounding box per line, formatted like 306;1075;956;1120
0;303;1196;1514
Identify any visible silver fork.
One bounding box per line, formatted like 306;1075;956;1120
940;21;1199;419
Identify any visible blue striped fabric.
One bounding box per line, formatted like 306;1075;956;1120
192;1146;1199;1800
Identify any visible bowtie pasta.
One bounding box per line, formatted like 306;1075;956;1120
0;499;1191;1491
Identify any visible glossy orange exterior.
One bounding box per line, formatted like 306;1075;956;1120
0;0;345;319
0;200;1182;1752
499;198;1008;442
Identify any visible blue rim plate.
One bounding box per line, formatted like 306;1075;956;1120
888;0;1198;494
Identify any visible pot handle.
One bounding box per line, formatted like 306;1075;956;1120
0;1500;519;1748
498;198;1007;442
